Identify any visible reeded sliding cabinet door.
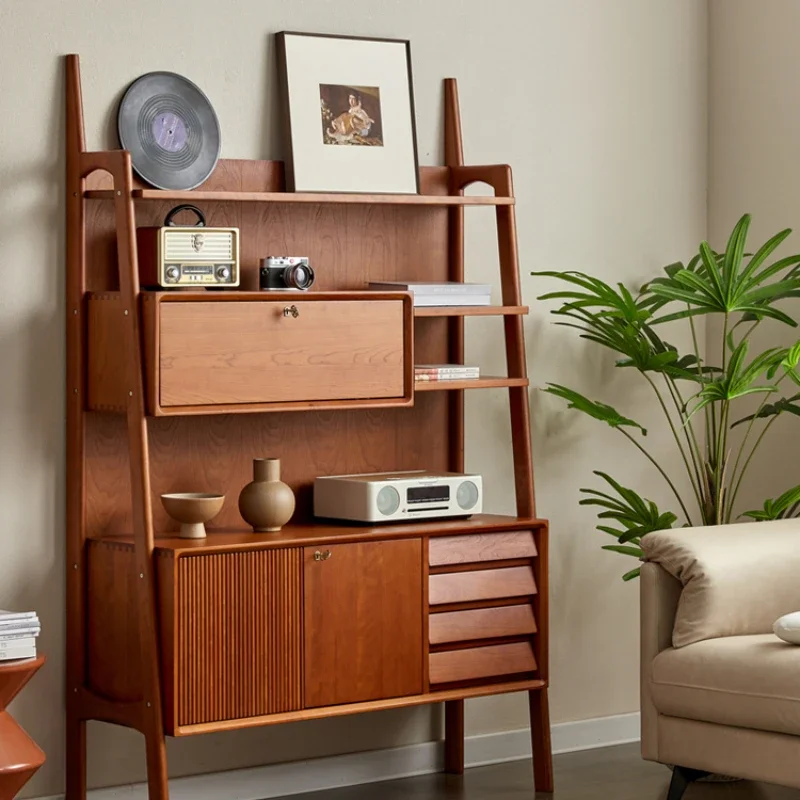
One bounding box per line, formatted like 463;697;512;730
303;539;423;708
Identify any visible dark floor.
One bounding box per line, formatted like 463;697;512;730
274;743;800;800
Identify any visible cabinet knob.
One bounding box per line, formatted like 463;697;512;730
313;549;332;562
283;305;300;318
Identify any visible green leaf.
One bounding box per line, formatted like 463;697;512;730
602;544;644;558
543;384;648;435
622;567;642;581
731;392;800;427
743;484;800;520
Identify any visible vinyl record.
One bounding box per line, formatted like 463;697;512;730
118;72;221;191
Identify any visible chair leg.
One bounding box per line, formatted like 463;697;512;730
667;766;709;800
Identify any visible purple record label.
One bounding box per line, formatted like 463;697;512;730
152;112;188;152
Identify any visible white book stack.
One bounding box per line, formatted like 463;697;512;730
0;610;40;662
368;281;492;307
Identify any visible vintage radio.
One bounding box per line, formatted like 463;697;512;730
137;205;239;288
314;470;483;523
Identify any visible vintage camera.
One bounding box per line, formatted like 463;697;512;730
259;257;315;291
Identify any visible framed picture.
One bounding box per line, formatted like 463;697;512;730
276;32;420;194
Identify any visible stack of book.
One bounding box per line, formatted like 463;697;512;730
0;610;40;662
368;281;492;307
415;364;481;383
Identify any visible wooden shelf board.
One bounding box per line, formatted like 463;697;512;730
415;377;529;391
84;189;514;206
414;305;528;317
173;677;546;736
88;514;547;555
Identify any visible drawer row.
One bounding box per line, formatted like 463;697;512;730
427;531;540;686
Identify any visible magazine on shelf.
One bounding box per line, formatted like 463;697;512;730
0;644;37;661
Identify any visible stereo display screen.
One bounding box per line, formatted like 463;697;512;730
407;486;449;504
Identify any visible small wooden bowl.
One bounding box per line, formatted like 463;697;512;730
161;493;225;539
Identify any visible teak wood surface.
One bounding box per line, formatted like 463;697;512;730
66;54;553;800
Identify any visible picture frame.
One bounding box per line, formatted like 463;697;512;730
276;32;420;194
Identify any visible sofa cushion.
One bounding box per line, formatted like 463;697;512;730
641;520;800;647
651;634;800;736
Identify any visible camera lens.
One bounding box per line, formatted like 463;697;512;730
283;264;315;290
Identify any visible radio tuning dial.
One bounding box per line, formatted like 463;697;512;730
457;480;480;511
165;265;180;282
216;265;231;280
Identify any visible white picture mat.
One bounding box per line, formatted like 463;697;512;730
283;35;418;194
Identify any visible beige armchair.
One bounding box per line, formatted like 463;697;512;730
640;520;800;799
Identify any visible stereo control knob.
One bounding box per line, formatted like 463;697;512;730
376;486;400;516
216;265;231;281
165;265;180;282
456;480;479;511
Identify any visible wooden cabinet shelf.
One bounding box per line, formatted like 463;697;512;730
83;188;514;206
414;305;528;317
415;377;529;391
88;514;547;554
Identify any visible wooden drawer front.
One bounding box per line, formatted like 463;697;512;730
159;300;407;407
429;566;536;606
429;642;537;685
429;604;536;645
174;549;303;727
429;531;537;566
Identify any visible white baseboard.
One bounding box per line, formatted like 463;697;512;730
37;712;640;800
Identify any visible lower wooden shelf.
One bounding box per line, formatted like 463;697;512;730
415;377;529;392
174;677;546;736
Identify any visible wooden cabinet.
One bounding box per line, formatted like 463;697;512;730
87;292;414;415
157;298;408;407
303;540;423;707
157;549;304;732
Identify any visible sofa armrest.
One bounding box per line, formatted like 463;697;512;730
640;562;681;761
641;519;800;647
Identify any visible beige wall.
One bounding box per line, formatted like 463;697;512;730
708;0;800;516
0;1;707;796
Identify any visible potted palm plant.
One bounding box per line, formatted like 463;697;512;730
533;214;800;580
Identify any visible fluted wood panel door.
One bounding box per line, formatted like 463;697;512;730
304;539;423;708
176;549;303;726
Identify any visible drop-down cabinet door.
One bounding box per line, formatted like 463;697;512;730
303;539;423;708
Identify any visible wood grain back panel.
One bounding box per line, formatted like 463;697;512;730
429;604;536;645
304;539;423;707
429;532;537;566
84;160;451;531
159;300;405;406
429;642;536;685
174;549;302;726
429;566;537;606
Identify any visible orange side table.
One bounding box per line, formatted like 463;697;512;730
0;657;45;800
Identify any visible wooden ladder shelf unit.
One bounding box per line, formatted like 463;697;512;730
65;54;553;799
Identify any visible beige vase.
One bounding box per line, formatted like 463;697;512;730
238;458;295;533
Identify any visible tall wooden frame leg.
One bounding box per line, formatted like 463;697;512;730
444;699;465;774
529;688;553;793
145;726;169;800
65;715;87;800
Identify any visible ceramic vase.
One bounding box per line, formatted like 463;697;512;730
238;458;295;533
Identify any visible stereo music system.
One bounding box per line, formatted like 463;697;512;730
314;470;483;523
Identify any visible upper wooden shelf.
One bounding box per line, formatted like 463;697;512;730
83;188;514;206
89;514;547;555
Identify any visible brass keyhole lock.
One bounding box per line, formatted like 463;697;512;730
313;549;332;562
283;305;300;318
